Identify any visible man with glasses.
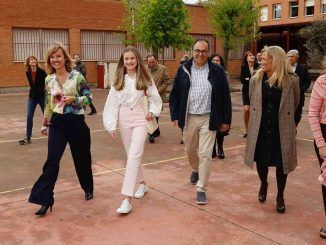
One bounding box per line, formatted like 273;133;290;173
169;39;232;205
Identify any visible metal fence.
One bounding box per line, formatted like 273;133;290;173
13;28;69;61
81;31;126;61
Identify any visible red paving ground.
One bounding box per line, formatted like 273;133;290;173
0;85;325;244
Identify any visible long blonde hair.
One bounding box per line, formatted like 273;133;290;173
253;46;293;88
45;43;73;74
113;46;152;91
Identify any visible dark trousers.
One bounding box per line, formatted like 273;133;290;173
256;163;288;198
313;124;326;213
212;134;224;154
89;102;97;112
27;97;45;138
295;106;303;126
29;113;93;206
149;117;160;137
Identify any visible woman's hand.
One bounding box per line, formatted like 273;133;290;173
220;124;230;133
110;130;117;140
41;126;48;136
61;96;74;105
146;112;154;121
319;146;326;159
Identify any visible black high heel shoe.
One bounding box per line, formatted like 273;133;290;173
35;205;53;216
276;196;285;213
258;182;268;203
85;192;93;201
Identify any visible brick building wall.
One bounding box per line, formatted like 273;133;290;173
0;1;243;89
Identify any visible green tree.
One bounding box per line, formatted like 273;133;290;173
205;0;260;69
122;0;193;64
300;17;326;69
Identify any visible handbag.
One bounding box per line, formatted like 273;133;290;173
141;90;158;134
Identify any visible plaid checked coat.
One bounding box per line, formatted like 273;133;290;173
244;73;300;174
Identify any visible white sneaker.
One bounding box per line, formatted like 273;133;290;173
134;184;148;199
116;199;132;214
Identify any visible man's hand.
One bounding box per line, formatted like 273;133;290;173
220;124;230;133
172;120;178;126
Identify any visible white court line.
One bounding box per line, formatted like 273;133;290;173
0;144;246;195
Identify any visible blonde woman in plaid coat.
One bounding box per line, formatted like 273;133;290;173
244;46;300;213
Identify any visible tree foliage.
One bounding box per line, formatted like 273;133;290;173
205;0;260;69
300;17;326;68
121;0;193;63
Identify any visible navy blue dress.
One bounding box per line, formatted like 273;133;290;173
254;75;283;167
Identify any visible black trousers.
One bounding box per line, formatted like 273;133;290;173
313;124;326;213
256;163;287;198
295;106;303;126
89;102;97;112
29;113;93;206
212;134;224;154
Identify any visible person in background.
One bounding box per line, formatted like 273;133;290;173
308;56;326;239
256;52;262;66
287;49;311;125
73;54;97;115
178;55;190;145
29;43;94;217
244;46;299;214
19;56;47;145
103;46;162;214
146;54;170;143
240;51;260;138
209;53;229;159
170;39;231;205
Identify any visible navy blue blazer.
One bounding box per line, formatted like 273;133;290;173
169;58;232;130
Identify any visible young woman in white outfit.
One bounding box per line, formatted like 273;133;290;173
103;46;162;214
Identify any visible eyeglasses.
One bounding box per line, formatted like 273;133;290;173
194;49;208;55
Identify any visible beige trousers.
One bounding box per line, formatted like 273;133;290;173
183;114;216;192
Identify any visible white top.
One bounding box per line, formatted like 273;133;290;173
103;74;163;132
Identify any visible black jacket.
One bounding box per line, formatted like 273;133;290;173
74;61;87;79
169;58;232;130
295;63;311;107
240;62;259;86
26;67;47;99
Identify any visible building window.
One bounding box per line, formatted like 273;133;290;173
289;1;299;18
135;43;175;60
305;0;315;16
322;0;326;14
273;4;282;19
183;34;215;58
12;28;69;61
260;6;268;22
81;31;126;61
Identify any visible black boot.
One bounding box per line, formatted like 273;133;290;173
276;196;285;213
258;182;268;203
35;205;53;216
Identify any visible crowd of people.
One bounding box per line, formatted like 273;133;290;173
20;40;325;239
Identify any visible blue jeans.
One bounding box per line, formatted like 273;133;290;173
26;97;45;138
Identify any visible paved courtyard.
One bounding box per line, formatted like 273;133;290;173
0;83;324;244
